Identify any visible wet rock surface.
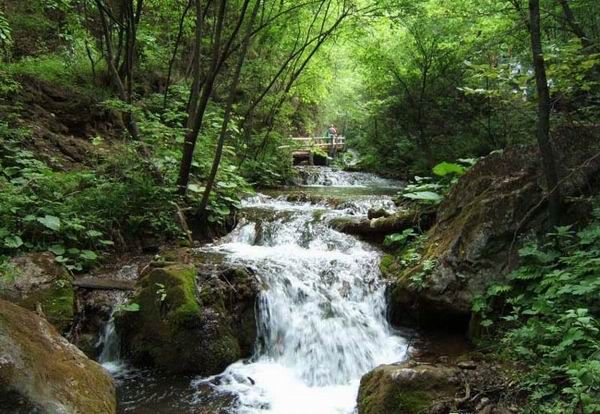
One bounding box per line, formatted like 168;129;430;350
357;361;461;414
0;299;116;414
0;252;74;333
357;357;519;414
388;128;600;331
71;263;140;358
116;260;259;375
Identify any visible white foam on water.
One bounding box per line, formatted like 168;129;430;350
295;167;402;188
196;181;407;413
196;361;359;414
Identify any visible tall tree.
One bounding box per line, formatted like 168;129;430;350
198;0;262;217
556;0;594;50
94;0;143;140
529;0;561;224
177;0;251;194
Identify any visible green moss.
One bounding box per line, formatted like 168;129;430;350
0;299;116;414
19;279;74;333
358;370;412;414
207;334;241;371
379;254;395;275
357;364;458;414
138;265;199;316
395;390;430;412
116;264;244;375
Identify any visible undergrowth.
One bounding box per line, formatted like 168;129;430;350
474;201;600;414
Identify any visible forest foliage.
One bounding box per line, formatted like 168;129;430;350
0;0;599;411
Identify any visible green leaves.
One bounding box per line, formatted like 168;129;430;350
398;159;475;206
384;229;416;248
475;210;600;413
401;191;443;203
432;162;466;177
187;184;205;194
3;235;23;249
48;244;66;256
155;283;167;303
0;9;12;50
79;250;98;261
37;215;61;231
116;302;140;313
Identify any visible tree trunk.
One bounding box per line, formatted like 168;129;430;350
529;0;561;224
178;0;254;194
94;0;140;140
177;0;227;194
556;0;594;50
162;0;193;113
186;0;206;129
198;0;262;217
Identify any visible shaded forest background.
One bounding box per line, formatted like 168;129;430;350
0;1;599;412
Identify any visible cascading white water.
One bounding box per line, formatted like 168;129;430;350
195;188;407;413
97;290;131;374
294;166;401;188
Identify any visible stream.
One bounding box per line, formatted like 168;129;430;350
103;167;411;413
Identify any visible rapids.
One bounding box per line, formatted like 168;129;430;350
103;169;409;413
193;172;407;413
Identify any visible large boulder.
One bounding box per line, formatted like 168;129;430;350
0;299;116;413
357;361;461;414
116;263;259;375
0;253;74;333
357;359;517;414
387;127;600;331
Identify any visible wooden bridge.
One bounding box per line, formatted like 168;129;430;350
283;136;347;165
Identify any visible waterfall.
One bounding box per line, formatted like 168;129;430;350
294;166;402;188
195;185;407;414
98;293;128;374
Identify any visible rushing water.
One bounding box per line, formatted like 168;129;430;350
104;169;408;413
191;171;407;414
294;166;401;188
98;293;128;375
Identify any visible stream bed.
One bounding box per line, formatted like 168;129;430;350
106;168;415;413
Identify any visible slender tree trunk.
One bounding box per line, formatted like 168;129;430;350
178;0;254;194
95;0;140;140
177;0;228;194
556;0;593;50
162;0;193;113
251;8;350;159
123;0;142;139
186;0;206;129
198;0;262;216
529;0;561;224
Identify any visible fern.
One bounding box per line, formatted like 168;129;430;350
476;202;600;413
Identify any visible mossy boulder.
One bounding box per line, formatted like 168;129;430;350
388;127;600;331
0;299;116;414
357;361;460;414
0;252;74;333
116;264;259;375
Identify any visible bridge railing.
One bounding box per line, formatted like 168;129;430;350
288;136;346;149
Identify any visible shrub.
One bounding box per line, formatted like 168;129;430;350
475;202;600;414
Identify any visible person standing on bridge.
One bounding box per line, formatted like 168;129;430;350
327;124;338;142
327;124;338;158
